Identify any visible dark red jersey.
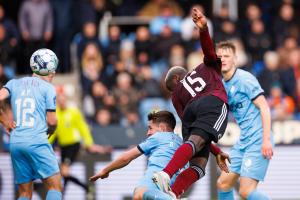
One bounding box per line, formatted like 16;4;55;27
171;28;228;118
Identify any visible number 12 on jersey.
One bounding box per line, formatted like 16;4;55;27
181;70;206;97
15;97;36;127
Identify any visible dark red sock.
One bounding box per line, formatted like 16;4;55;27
171;167;200;197
163;143;193;178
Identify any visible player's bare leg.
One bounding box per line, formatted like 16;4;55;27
217;171;239;200
18;181;33;200
43;173;62;200
133;187;147;200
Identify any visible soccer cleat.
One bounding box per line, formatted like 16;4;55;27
152;171;171;193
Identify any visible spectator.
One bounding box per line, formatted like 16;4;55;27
91;80;108;113
80;42;106;96
77;21;102;60
238;3;263;44
95;107;112;127
245;19;272;62
136;65;162;98
105;25;121;62
18;0;53;74
169;44;185;67
273;3;297;47
0;24;16;71
50;0;73;72
102;92;121;124
214;19;240;42
134;26;153;60
181;4;213;41
119;39;136;74
112;72;140;116
152;25;182;61
138;0;183;18
268;83;295;120
212;3;231;35
149;2;182;35
257;51;280;96
0;4;18;47
120;107;141;127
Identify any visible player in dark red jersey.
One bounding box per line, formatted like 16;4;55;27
153;7;229;199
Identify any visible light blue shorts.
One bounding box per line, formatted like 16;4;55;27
10;142;60;184
229;142;271;181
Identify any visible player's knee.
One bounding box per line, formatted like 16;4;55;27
186;137;206;156
133;189;144;200
216;177;232;191
45;174;63;191
239;186;252;199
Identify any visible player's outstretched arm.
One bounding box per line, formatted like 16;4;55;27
192;7;217;63
253;95;273;160
89;146;142;182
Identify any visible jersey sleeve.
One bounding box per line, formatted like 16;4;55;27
200;27;221;72
3;79;14;96
137;135;158;156
46;85;56;111
241;73;264;101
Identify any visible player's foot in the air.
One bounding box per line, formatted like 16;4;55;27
152;171;171;194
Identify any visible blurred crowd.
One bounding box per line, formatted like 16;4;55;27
0;0;300;128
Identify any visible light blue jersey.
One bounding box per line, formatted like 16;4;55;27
4;76;59;184
223;69;264;149
4;76;56;144
137;132;183;190
223;69;273;181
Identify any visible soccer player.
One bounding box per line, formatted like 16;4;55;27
153;7;229;198
89;110;183;200
0;49;62;200
216;41;273;200
49;89;111;195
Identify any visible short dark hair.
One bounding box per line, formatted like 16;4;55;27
216;41;236;54
147;110;176;130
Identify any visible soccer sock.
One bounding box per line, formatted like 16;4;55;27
18;197;29;200
163;142;194;178
218;189;234;200
247;190;270;200
64;175;88;191
171;166;204;197
46;190;62;200
142;189;173;200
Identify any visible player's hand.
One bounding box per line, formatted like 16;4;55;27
89;170;109;182
216;151;231;173
262;139;273;160
192;7;207;30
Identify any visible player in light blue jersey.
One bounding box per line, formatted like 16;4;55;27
89;110;183;200
0;49;62;200
216;41;274;200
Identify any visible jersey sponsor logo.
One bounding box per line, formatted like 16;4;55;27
229;102;243;111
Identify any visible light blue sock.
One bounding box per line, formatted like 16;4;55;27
18;197;29;200
218;189;234;200
46;189;62;200
143;189;173;200
247;190;270;200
